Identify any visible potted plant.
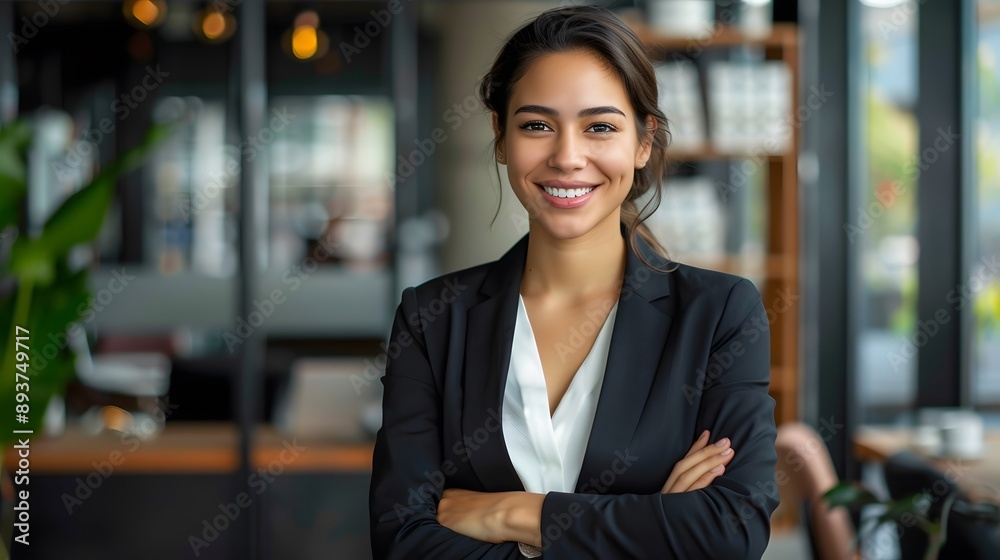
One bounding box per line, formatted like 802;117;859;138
0;116;172;552
824;480;1000;560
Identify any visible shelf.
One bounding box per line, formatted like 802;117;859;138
675;254;792;280
629;20;799;51
667;146;791;162
3;422;375;475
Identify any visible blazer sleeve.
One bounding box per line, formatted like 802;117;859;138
369;286;523;560
537;278;780;559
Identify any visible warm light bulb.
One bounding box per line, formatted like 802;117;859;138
132;0;159;25
202;12;226;40
292;25;318;59
124;0;166;29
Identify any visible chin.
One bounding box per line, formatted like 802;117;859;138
530;213;603;240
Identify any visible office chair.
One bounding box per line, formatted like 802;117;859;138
883;450;1000;560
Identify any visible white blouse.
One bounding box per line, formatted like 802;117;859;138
502;294;619;557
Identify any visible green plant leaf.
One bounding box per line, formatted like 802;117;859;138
0;174;27;231
8;238;54;285
875;492;931;524
34;122;173;259
0;119;33;152
0;120;31;230
823;481;881;509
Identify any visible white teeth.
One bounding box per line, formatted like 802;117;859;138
542;185;596;198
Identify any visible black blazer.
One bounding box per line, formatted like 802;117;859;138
369;224;780;559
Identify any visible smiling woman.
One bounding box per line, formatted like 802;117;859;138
369;5;779;560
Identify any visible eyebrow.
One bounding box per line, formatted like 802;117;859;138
513;104;626;118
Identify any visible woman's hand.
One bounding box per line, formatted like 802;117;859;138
661;430;736;493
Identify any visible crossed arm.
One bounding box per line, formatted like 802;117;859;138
434;428;740;546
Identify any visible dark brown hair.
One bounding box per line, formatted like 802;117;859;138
478;4;674;271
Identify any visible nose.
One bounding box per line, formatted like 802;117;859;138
547;130;587;172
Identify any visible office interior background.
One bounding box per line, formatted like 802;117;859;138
1;0;999;558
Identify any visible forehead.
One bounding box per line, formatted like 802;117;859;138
509;50;632;115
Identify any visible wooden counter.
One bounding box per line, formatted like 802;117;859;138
3;422;375;475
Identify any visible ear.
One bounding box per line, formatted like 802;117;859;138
635;115;656;169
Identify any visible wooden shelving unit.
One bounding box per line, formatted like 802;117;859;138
630;20;801;529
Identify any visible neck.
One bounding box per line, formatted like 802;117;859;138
520;217;627;301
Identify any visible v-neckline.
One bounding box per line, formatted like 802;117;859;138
517;294;618;421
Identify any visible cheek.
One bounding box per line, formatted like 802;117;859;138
593;143;639;179
506;142;546;168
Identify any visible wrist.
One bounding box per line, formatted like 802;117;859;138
501;492;545;547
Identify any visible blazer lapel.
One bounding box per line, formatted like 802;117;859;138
462;234;529;492
574;227;673;493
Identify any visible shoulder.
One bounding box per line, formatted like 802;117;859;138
665;262;765;329
397;260;492;312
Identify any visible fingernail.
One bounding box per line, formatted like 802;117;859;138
714;437;729;448
720;448;733;456
700;430;709;440
710;465;724;473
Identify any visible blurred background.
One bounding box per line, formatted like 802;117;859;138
1;0;999;559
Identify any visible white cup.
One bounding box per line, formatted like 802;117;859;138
647;0;715;38
938;410;984;459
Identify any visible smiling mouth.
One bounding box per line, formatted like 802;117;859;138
537;184;598;198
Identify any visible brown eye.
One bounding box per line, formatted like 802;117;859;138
519;121;551;132
587;123;617;134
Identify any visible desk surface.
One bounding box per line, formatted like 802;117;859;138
854;426;1000;502
3;422;375;474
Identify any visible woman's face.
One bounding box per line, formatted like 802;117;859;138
495;49;654;241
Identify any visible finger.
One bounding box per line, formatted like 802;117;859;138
671;437;732;480
685;464;726;492
665;436;729;491
684;430;710;458
671;448;735;493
